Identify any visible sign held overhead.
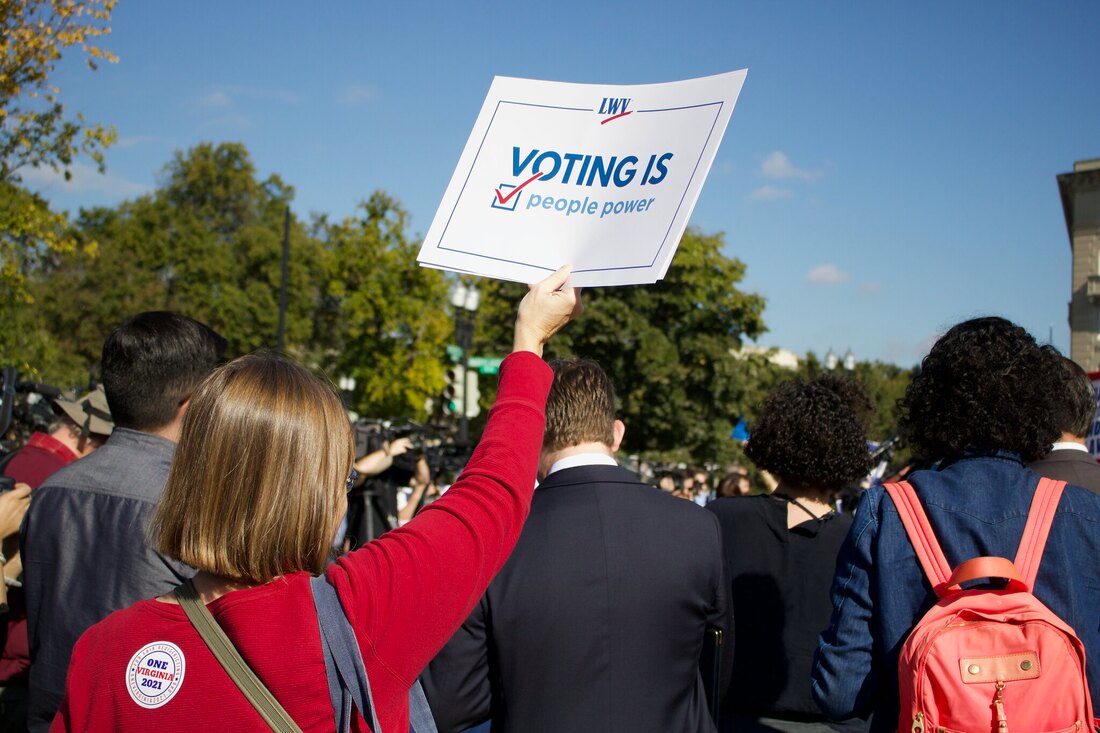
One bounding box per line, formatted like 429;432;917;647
417;70;747;287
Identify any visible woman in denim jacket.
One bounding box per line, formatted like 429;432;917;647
811;317;1100;733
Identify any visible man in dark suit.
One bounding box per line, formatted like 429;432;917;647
423;358;731;733
1030;355;1100;494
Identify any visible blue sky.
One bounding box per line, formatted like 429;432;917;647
26;1;1100;365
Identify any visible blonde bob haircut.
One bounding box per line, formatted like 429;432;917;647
154;352;354;584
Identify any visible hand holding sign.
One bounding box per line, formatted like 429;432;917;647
513;265;582;357
418;70;747;287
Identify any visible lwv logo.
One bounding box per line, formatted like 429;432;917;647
598;97;632;124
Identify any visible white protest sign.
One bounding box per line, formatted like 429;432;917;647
417;70;747;287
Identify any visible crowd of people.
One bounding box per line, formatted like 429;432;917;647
0;270;1098;733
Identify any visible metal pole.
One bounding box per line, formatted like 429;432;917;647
459;311;470;444
276;206;290;352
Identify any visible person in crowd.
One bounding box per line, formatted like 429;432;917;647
692;466;712;506
709;376;872;733
0;482;31;733
339;436;426;548
423;357;731;733
49;267;579;731
812;317;1100;732
2;387;113;489
715;467;752;499
0;389;112;731
21;311;226;732
1028;355;1100;494
344;436;426;546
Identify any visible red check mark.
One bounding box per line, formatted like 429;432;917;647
495;172;543;205
600;110;633;125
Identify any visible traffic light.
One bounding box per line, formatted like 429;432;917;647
443;366;465;416
464;369;481;418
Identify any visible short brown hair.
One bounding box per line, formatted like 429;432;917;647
154;352;353;583
543;358;616;452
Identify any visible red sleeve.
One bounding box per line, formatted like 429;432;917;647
326;351;552;728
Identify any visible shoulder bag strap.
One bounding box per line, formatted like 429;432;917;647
883;481;953;596
175;578;301;733
311;574;382;733
310;574;438;733
1014;477;1067;590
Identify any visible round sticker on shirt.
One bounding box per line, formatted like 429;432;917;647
126;641;185;709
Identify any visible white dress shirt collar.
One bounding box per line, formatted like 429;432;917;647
546;452;618;477
1051;441;1089;453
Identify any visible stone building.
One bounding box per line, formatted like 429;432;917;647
1058;158;1100;371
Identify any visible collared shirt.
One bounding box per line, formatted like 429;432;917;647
1051;441;1089;453
546;452;618;477
21;427;193;732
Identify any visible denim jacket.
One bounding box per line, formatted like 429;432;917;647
812;452;1100;732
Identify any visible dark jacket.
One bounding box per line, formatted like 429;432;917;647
812;453;1100;733
20;428;192;732
423;463;732;733
1029;446;1100;495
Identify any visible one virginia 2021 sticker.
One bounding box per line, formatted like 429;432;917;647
126;641;185;709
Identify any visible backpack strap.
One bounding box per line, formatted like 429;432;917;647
1014;477;1066;590
884;481;952;597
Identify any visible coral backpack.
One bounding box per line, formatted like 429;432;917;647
884;478;1094;733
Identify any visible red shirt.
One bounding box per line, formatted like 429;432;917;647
51;352;551;732
2;432;79;684
4;432;78;489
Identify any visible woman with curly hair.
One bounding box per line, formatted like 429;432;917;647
812;317;1100;733
709;375;873;733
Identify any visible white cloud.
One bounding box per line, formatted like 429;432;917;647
750;184;793;201
198;90;231;107
861;282;883;294
21;162;149;198
761;151;822;181
340;84;377;105
196;86;300;109
805;264;850;284
113;135;172;149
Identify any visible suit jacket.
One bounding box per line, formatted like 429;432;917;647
1029;447;1100;495
422;464;732;733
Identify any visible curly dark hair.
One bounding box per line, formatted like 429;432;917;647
898;317;1063;463
745;375;873;493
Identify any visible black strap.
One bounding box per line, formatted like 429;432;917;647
774;492;835;523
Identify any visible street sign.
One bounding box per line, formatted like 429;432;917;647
467;356;504;375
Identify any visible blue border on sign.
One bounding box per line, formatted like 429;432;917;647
434;99;725;275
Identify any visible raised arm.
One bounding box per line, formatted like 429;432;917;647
327;266;580;718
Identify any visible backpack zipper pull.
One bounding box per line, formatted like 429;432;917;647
912;712;924;733
994;680;1008;733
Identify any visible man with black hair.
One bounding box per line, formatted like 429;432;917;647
21;311;225;732
423;358;731;733
1029;355;1100;494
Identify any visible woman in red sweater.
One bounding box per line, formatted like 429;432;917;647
51;267;580;732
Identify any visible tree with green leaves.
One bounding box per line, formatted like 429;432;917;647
25;142;454;420
472;228;770;464
315;191;452;420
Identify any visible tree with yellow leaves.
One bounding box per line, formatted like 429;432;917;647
0;0;118;182
1;0;118;367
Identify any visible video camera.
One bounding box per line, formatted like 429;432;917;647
0;367;68;456
351;418;472;483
